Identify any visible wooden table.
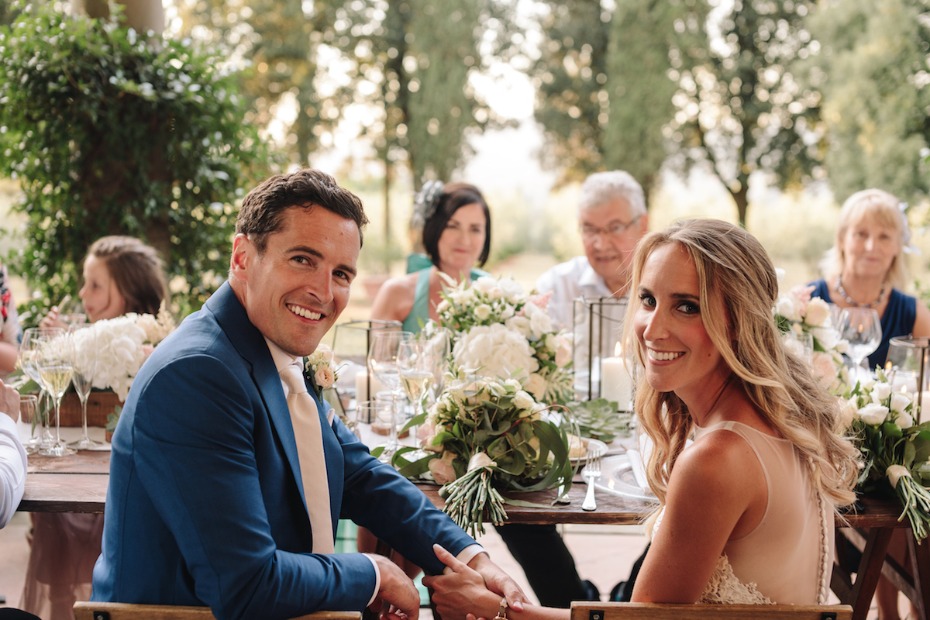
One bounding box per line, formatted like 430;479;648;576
19;450;930;619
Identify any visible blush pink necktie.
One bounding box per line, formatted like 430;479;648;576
280;363;335;553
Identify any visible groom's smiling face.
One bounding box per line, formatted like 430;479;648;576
231;205;359;357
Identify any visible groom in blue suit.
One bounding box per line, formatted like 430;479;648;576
92;169;526;620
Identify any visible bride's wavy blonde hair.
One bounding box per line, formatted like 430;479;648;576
621;218;859;512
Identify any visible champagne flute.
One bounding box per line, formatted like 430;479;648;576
36;328;75;457
57;294;87;327
839;307;882;380
20;327;55;452
68;324;104;450
398;339;431;416
367;331;413;458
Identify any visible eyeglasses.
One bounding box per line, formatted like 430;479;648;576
581;215;642;240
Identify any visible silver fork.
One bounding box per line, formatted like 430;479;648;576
581;450;602;512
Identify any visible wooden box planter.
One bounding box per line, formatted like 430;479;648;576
57;390;123;428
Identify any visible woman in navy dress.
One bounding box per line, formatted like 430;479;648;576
810;188;930;370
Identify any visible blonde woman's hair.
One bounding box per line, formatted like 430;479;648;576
622;218;859;513
819;188;910;289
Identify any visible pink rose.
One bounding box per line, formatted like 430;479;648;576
429;452;458;484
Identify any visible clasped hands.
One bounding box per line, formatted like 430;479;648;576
370;545;528;620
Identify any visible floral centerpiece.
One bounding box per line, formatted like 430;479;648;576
843;370;930;540
437;275;574;405
68;308;176;401
396;275;575;536
774;282;850;395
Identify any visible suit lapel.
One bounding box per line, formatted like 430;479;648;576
207;284;305;506
207;283;342;538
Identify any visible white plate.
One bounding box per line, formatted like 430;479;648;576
595;454;658;502
569;438;608;465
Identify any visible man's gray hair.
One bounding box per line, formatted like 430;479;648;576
579;171;646;216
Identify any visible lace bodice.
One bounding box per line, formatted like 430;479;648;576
699;556;773;604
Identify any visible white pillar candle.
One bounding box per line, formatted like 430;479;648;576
601;356;633;411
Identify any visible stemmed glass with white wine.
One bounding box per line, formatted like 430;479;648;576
35;328;75;457
68;323;104;450
398;339;431;416
839;307;882;381
367;330;413;459
20;327;57;452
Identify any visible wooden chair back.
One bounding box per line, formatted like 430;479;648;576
570;602;853;620
73;602;362;620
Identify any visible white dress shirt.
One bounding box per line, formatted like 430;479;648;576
536;256;628;398
0;411;27;528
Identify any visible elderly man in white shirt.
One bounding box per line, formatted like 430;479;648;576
537;170;648;330
0;378;26;528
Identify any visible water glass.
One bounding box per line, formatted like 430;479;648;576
16;395;39;454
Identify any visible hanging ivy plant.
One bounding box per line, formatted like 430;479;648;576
0;1;275;320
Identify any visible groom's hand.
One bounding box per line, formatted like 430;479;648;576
368;554;420;620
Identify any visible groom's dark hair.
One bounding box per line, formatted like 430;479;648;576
236;168;369;252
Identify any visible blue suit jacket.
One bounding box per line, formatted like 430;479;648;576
92;282;476;620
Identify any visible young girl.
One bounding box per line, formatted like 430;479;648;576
25;236;167;620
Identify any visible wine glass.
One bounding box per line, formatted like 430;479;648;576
839;307;882;379
398;339;431;415
20;327;56;452
57;294;87;327
35;328;75;457
420;327;450;407
367;331;413;458
68;324;104;450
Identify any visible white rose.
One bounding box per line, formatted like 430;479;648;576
858;403;889;425
527;304;553;338
775;296;802;322
810;326;840;351
505;316;532;338
804;298;830;327
474;304;492;321
472;277;496;294
890;391;912;414
872;382;892;402
897;411;914;430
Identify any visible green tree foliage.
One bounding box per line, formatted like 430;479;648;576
335;0;515;183
807;0;930;204
604;0;683;194
532;0;611;186
174;0;345;167
667;0;823;226
0;2;269;318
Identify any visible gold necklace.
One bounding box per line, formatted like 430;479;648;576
835;276;885;309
